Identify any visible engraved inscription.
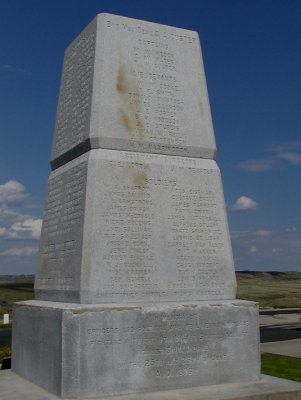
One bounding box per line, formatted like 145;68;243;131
100;161;157;295
36;160;87;290
114;44;188;148
89;154;234;301
101;15;214;157
51;15;215;162
52;20;96;159
105;19;198;44
85;309;251;380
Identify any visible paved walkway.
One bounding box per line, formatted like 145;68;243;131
260;312;301;326
259;312;301;358
261;338;301;358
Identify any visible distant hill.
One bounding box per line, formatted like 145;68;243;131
0;275;35;284
236;271;301;308
237;270;301;280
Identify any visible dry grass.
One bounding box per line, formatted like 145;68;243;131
236;271;301;308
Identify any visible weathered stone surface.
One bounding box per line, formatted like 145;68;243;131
35;149;235;303
12;300;260;398
3;371;301;400
51;13;216;168
12;305;62;395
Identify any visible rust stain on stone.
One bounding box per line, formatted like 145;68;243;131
121;114;132;131
133;170;148;188
127;165;149;215
116;66;128;94
116;65;144;139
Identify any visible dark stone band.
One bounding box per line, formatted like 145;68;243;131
51;139;92;170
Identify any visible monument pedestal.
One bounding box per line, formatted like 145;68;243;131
13;300;260;399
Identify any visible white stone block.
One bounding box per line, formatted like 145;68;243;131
3;314;9;324
51;13;216;168
35;149;236;303
12;300;260;398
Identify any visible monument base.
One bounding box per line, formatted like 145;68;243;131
13;300;260;398
2;371;301;400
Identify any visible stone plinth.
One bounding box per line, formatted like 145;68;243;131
13;300;260;399
0;371;301;400
35;150;235;303
2;371;301;400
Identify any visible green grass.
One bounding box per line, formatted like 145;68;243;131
261;353;301;383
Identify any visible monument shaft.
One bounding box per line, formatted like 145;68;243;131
34;13;236;304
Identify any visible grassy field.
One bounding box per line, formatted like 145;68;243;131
236;271;301;308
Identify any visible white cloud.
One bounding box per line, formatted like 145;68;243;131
230;196;258;211
255;229;272;237
231;227;301;270
239;158;278;172
277;152;301;165
0;64;30;75
249;246;257;253
268;141;301;153
25;219;42;239
0;218;42;240
0;209;27;225
0;180;28;206
0;246;38;257
286;227;297;232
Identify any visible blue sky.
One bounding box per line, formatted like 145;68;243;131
0;0;300;274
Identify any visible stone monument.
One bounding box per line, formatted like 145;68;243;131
8;13;301;400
